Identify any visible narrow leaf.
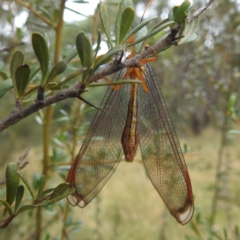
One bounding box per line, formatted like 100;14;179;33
179;10;199;44
119;7;135;45
45;61;67;84
168;6;178;22
179;33;197;44
49;183;70;199
228;94;237;109
99;2;113;48
128;21;174;47
17;204;36;214
63;48;78;63
174;0;191;23
94;29;102;60
5;163;20;206
10;51;24;94
91;46;123;73
37;188;55;199
115;0;134;45
88;79;141;87
0;79;13;98
228;130;240;135
18;172;35;199
122;16;158;44
32;33;49;85
0;199;13;216
36;184;75;206
134;26;148;53
15;64;31;98
14;185;24;213
37;175;46;198
76;32;93;82
0;70;8;80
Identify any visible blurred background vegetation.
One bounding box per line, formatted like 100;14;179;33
0;0;240;239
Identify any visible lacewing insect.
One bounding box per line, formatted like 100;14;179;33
66;41;194;224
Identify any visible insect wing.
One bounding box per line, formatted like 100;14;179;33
67;71;130;207
138;64;194;224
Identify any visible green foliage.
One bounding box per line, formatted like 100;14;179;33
115;0;134;45
0;79;13;98
15;64;31;98
5;163;20;207
32;33;49;86
3;0;239;239
99;2;113;48
76;32;93;83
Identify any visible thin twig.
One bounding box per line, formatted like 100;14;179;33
0;83;83;132
0;25;184;133
0;26;177;133
187;0;214;22
15;0;56;29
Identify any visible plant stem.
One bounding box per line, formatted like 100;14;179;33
15;0;56;28
36;1;66;238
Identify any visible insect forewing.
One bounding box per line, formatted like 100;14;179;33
138;64;194;225
67;71;131;207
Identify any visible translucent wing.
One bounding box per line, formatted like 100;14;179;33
67;71;132;207
138;63;194;225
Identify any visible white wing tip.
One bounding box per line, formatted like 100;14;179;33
67;194;86;208
178;203;194;225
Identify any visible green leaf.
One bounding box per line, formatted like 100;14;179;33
178;10;199;45
45;82;62;90
37;175;46;198
88;79;141;87
18;172;35;200
37;188;55;199
94;29;102;60
115;0;134;45
134;26;148;53
76;32;93;82
63;48;78;63
14;185;24;213
99;2;113;48
39;6;52;21
5;163;20;206
91;46;123;73
168;6;178;22
15;64;31;98
0;70;8;80
0;199;13;216
180;32;197;44
119;7;135;45
36;183;75;207
122;16;158;45
128;21;175;47
45;61;67;84
228;130;240;135
227;94;237;109
0;79;13;98
49;183;70;199
17;204;36;214
32;32;49;86
174;0;191;23
10;51;24;94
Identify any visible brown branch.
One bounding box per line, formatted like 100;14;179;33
0;83;83;132
88;29;176;83
187;0;214;22
0;5;211;133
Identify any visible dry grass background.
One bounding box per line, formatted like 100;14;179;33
1;127;240;240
